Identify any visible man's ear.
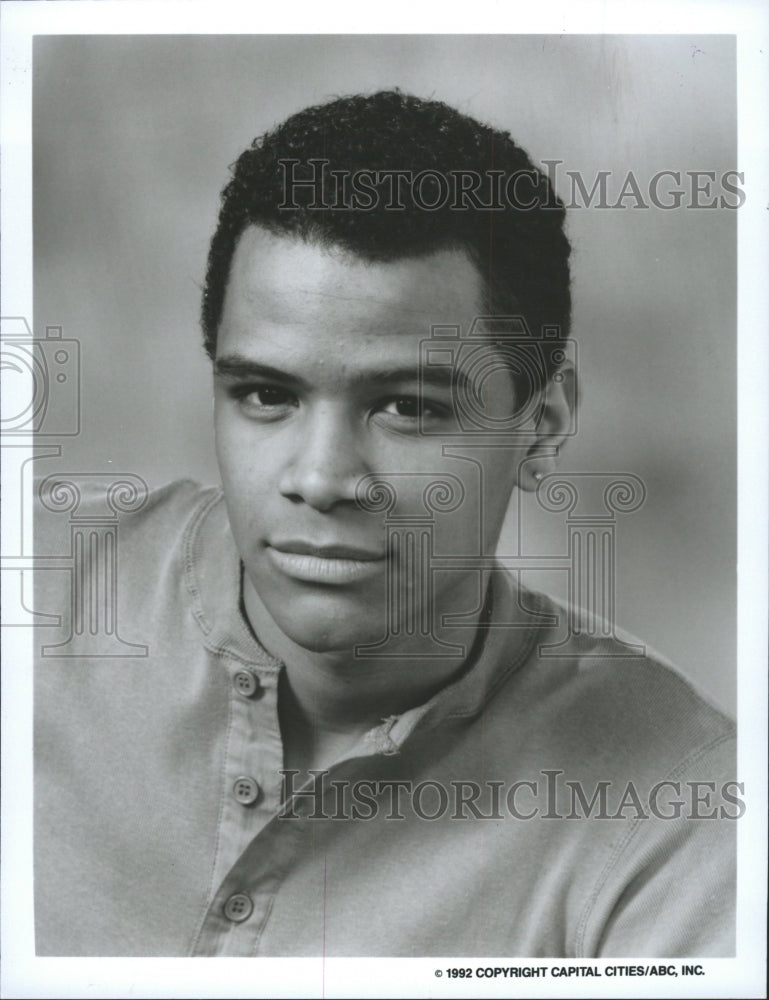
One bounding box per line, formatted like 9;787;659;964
518;363;577;492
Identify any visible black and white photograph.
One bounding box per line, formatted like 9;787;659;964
1;3;767;998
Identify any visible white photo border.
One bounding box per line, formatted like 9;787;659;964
1;2;767;998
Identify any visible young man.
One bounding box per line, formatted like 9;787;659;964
34;91;736;957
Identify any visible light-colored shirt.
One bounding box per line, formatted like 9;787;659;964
35;480;736;957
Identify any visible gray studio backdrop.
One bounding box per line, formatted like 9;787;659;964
33;34;736;714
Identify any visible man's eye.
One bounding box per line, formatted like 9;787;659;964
229;385;297;415
383;397;423;419
378;396;452;426
250;387;293;407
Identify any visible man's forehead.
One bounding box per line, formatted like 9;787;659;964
221;225;485;335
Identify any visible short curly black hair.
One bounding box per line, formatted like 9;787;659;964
202;90;571;373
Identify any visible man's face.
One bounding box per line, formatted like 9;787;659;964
214;227;533;654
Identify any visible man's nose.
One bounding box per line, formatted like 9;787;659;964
278;404;370;512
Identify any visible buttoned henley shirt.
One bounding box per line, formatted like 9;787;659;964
35;481;736;957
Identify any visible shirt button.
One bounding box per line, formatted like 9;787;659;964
233;776;261;806
223;892;253;923
233;670;260;698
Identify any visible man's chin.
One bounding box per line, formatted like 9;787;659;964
270;615;386;656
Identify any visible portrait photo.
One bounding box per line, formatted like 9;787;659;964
1;6;767;999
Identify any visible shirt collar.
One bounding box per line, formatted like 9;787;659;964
183;489;283;672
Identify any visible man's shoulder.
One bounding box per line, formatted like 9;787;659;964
490;583;735;781
107;477;222;545
34;475;222;550
33;477;226;630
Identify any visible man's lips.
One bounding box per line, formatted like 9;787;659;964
268;540;386;560
265;540;386;584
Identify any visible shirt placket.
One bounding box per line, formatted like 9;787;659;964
191;655;285;956
190;699;418;956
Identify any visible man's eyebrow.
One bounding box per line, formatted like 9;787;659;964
214;355;470;391
214;356;304;385
364;367;467;391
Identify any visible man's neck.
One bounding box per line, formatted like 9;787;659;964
241;571;497;737
245;572;499;778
